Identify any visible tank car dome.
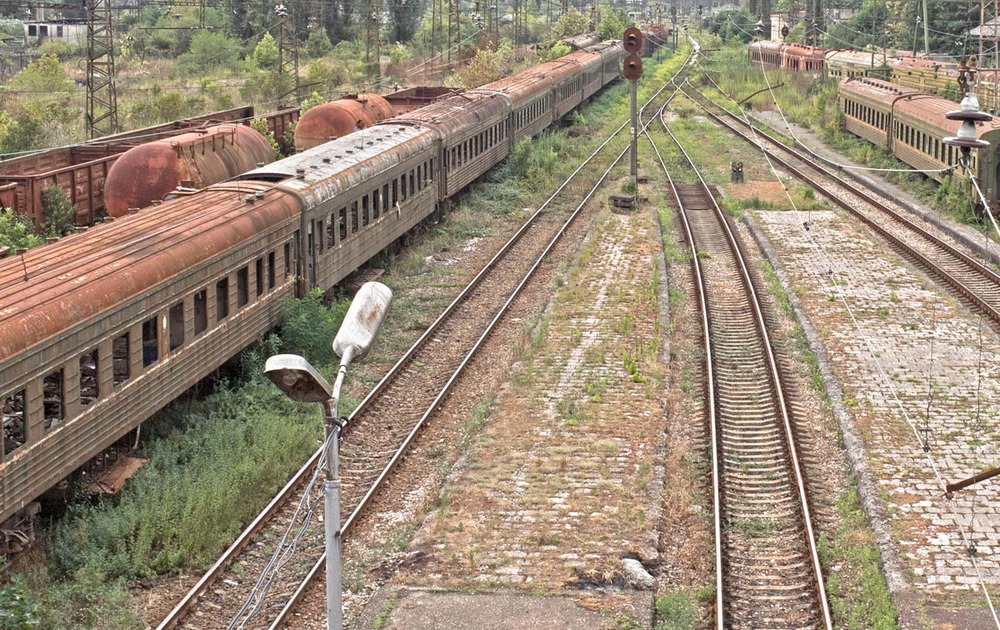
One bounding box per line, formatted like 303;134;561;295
103;124;275;217
293;94;395;151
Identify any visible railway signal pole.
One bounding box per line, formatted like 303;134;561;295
623;28;643;189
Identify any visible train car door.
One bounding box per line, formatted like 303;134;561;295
307;219;317;288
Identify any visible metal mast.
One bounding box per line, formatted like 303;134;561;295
447;0;459;63
276;2;301;107
85;0;118;138
364;0;381;81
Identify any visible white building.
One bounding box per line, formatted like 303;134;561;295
23;22;87;47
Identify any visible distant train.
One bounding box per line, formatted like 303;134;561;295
0;35;657;552
837;76;1000;209
748;41;1000;211
748;40;1000;108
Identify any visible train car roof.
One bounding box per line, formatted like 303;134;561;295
479;71;552;104
839;76;923;103
240;123;437;209
842;77;1000;138
0;183;298;360
390;90;511;139
783;43;826;58
824;49;880;64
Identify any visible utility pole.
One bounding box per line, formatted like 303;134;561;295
364;0;381;81
276;3;301;107
85;0;118;138
448;0;459;63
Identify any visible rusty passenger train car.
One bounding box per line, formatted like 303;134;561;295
0;36;647;544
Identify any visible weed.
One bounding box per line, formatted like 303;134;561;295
654;592;700;630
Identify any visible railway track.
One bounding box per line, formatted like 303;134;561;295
683;84;1000;326
156;47;699;630
646;99;832;627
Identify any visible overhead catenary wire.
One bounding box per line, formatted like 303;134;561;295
696;56;1000;628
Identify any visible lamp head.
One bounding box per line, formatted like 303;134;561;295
264;354;333;403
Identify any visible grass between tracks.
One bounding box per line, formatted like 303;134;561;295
0;46;693;629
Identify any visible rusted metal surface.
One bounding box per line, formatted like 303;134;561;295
245;123;436;209
103;124;276;216
783;43;826;70
0;184;299;362
85;106;256;145
384;86;457;114
0;105;285;228
561;32;601;50
0;178;302;526
0;144;128;227
293;94;395;151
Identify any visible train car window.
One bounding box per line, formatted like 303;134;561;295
382;183;390;215
3;389;26;459
169;301;184;351
216;278;230;321
350;200;359;232
113;332;129;387
391;181;398;208
373;189;381;219
284;243;292;278
362;195;370;227
317;219;325;253
195;289;208;335
237;267;249;309
409;169;416;196
338;207;347;240
255;258;264;297
327;214;335;248
142;317;159;367
268;252;276;289
43;369;64;430
79;349;98;406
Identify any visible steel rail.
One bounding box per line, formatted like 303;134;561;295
157;46;700;630
265;51;704;630
647;99;833;627
684;87;1000;326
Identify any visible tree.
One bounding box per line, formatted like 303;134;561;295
387;0;422;44
596;9;627;41
0;111;44;155
10;54;72;92
305;27;333;58
179;31;242;72
40;184;75;238
251;32;280;71
540;41;571;62
551;8;589;40
448;42;515;88
0;211;43;251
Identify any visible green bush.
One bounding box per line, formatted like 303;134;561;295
279;289;350;366
48;376;319;580
0;211;43;250
0;577;40;629
40;184;75;237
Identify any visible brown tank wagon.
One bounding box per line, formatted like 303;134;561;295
102;125;276;217
293;94;395;151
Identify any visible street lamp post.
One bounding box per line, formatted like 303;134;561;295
264;281;393;630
